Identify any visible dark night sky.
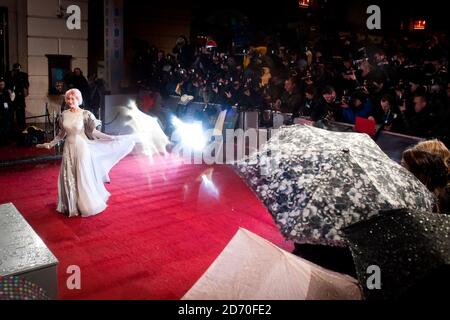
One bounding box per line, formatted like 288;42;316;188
188;0;447;31
111;0;447;32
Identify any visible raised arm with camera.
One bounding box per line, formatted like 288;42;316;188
340;91;373;125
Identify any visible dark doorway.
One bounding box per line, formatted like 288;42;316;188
0;7;8;77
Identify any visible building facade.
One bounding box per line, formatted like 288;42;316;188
1;0;88;123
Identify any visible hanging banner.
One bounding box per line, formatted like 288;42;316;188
104;0;123;94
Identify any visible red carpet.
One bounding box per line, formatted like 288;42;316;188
0;154;292;300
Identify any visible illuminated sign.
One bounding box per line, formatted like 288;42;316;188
413;20;426;30
298;0;310;8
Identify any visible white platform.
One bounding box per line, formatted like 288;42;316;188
0;203;59;299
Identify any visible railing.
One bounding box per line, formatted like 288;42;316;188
24;103;58;143
295;117;423;163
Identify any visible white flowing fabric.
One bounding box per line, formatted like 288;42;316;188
182;228;362;300
124;107;170;157
49;109;167;217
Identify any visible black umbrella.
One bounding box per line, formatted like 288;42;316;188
235;125;435;247
342;209;450;300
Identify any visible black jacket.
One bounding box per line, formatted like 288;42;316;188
279;91;302;114
400;105;437;138
0;89;12;114
310;96;335;123
6;71;29;103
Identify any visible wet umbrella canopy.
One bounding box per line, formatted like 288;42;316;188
235;125;435;246
342;209;450;300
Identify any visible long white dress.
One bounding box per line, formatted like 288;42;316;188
49;109;138;217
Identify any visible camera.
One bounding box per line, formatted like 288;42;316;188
344;69;355;76
395;80;410;92
335;95;351;105
342;95;351;104
353;58;368;66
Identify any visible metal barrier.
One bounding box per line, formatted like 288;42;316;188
100;95;426;163
24;103;58;142
294;117;423;163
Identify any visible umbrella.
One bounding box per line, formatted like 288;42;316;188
235;125;435;247
342;209;450;300
182;228;362;300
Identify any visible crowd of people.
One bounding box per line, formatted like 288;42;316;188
0;64;105;145
130;31;450;218
0;63;29;145
131;32;449;144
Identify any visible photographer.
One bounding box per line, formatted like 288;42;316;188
357;61;386;96
311;86;337;127
431;59;448;87
172;36;194;69
0;78;13;144
339;59;358;92
432;81;450;141
313;63;334;91
88;73;106;119
391;52;411;84
373;50;394;87
298;85;317;117
6;63;29;132
209;81;229;106
240;84;264;109
369;94;402;132
399;93;437;138
224;80;244;106
340;90;373;125
274;77;302;114
152;50;168;81
173;68;194;97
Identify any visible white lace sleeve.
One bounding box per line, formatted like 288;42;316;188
84;110;114;141
49;114;66;147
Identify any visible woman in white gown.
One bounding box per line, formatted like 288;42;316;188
37;89;168;217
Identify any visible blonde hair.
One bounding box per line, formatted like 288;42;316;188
409;140;450;214
65;88;83;106
414;139;450;171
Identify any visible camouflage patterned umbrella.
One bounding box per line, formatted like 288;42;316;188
235;125;435;247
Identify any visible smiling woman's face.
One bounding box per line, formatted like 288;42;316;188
65;94;79;108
